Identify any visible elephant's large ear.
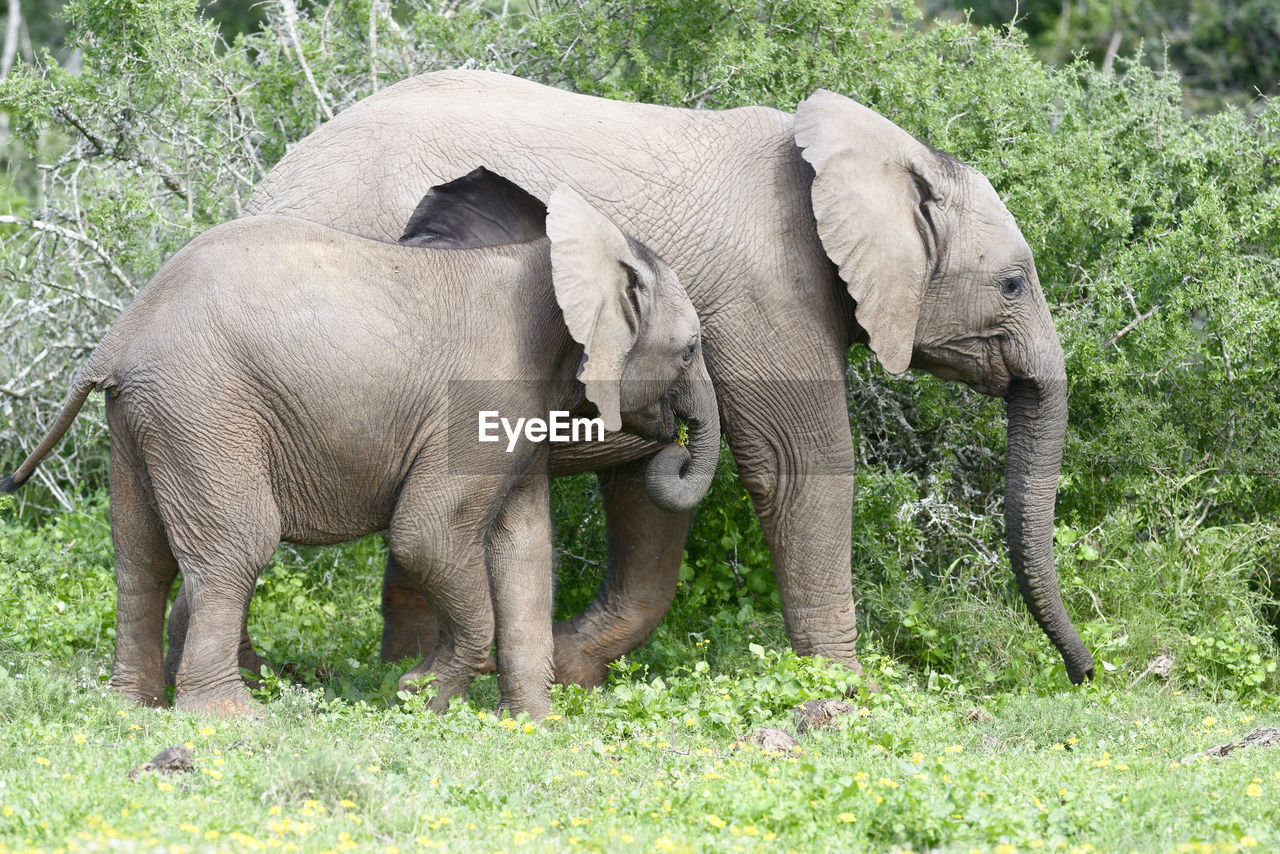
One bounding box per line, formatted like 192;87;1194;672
400;166;548;248
546;185;648;432
795;90;944;375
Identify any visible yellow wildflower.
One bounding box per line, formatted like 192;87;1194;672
836;813;856;823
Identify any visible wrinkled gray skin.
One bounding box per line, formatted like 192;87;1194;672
238;71;1093;686
2;173;718;718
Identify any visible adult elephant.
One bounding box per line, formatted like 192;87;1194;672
241;70;1094;686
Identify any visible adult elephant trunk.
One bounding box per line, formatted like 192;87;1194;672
645;353;720;513
1004;337;1095;685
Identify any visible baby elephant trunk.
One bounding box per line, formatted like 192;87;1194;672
644;352;720;513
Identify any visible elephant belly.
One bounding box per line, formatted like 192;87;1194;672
265;424;437;547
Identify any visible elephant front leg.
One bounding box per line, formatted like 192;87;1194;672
724;381;861;671
488;466;555;719
552;457;692;687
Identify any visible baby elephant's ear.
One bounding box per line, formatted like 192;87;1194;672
546;185;646;433
400;166;548;249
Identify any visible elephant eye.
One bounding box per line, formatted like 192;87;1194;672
1001;275;1026;299
681;338;699;365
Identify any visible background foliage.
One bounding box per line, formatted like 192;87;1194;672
0;0;1277;709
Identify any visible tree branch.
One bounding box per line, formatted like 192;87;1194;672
279;0;334;121
0;215;133;292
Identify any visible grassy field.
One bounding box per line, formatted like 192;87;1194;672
2;496;1278;854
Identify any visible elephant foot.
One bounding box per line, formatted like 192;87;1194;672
806;651;879;695
108;675;168;708
397;650;483;713
174;684;259;718
166;642;272;687
496;701;551;722
551;621;610;689
829;651;864;674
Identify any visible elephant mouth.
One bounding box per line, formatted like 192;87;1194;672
623;401;679;444
912;336;1011;397
968;336;1013;397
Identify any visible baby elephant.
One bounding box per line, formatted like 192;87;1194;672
2;168;719;718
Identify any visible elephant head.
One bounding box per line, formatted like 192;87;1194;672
795;90;1094;684
400;168;720;514
545;185;719;513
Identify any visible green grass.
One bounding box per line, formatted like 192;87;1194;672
1;650;1277;853
2;494;1279;853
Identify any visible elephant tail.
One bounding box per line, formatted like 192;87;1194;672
2;343;119;493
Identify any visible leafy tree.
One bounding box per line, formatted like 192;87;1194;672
920;0;1280;107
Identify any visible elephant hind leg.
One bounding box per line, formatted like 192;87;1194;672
165;580;271;689
167;526;280;717
146;461;281;717
106;426;180;708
